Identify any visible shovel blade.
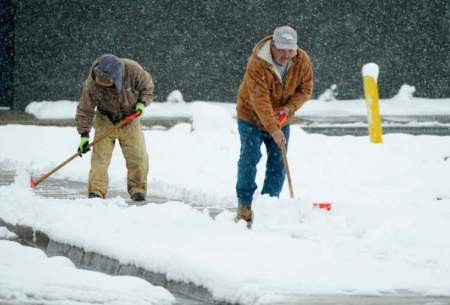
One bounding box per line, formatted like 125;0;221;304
313;202;332;211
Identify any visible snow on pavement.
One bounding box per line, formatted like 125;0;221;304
0;238;174;305
0;226;17;239
1;171;449;304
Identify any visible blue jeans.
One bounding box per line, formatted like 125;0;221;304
236;119;290;206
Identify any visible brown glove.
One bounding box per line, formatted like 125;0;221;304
270;129;286;149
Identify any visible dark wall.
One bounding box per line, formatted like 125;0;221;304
0;0;14;108
12;0;450;110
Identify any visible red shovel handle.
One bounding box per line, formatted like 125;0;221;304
276;111;288;126
30;176;37;188
123;112;140;124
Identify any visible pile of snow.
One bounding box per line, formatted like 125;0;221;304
0;226;17;239
317;84;338;102
393;84;416;101
25;100;78;119
166;90;185;104
191;101;235;132
0;240;174;305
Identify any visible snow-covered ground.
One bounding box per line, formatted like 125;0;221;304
1;90;450;304
0;226;17;239
0;237;174;305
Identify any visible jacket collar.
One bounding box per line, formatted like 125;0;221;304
254;36;297;82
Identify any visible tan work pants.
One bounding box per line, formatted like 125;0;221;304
88;113;149;198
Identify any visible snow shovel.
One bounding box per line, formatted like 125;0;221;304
275;110;294;199
280;144;294;199
276;112;332;209
30;112;141;188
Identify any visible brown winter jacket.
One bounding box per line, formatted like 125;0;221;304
76;55;154;134
236;35;313;133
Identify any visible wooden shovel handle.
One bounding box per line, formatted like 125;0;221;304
280;144;294;199
31;112;140;188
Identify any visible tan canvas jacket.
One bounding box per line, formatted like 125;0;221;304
236;35;313;133
76;55;154;134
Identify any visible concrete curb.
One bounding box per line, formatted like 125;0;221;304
0;218;233;305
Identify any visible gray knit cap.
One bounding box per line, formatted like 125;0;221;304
93;54;124;94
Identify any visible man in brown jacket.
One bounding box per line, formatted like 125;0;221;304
76;54;154;201
235;26;313;225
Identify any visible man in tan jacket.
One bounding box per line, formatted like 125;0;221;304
76;54;154;201
235;26;313;225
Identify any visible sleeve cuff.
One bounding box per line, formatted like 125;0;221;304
266;123;279;134
287;104;296;114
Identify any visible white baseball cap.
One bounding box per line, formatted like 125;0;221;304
273;26;298;50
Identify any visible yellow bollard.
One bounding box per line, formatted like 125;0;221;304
362;64;383;143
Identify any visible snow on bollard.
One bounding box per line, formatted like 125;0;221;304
362;63;383;144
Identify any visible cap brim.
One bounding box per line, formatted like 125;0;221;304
274;41;297;50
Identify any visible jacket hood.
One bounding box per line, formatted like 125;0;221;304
251;35;299;81
90;54;124;94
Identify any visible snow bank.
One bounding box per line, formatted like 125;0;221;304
23;91;450;120
393;84;416;101
166;90;185;104
0;227;17;239
191;101;235;132
317;84;338;102
0;240;174;305
25;100;78;119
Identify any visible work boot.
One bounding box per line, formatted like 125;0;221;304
235;204;253;228
131;192;146;202
88;192;102;199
